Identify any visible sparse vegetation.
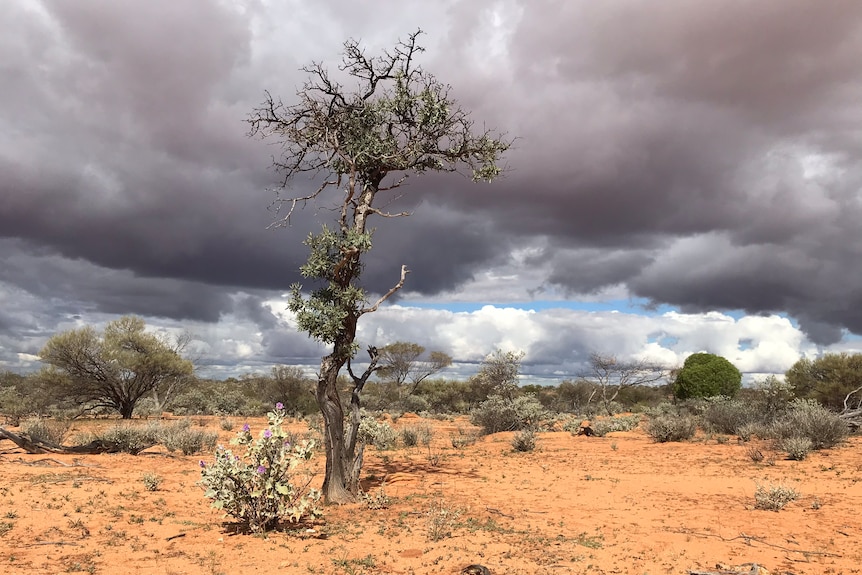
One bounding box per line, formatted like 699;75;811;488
645;414;697;442
754;482;799;511
511;428;537;452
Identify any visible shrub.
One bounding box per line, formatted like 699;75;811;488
450;427;480;449
511;429;537;452
769;399;848;450
97;425;159;454
701;397;758;435
160;423;218;455
673;353;742;399
470;394;547;434
590;414;642;437
781;436;813;461
736;422;764;442
22;417;71;445
219;417;235;431
199;404;322;532
141;472;163;491
358;415;397;450
645;415;697;443
754;482;799;511
399;424;433;447
426;497;460;541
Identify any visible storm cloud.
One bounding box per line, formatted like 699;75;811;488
2;0;862;377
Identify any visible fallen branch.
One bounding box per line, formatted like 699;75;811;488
672;528;841;558
0;427;152;455
166;533;186;541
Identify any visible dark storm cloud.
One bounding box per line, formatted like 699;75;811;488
2;0;862;351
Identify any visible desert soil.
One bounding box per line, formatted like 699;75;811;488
1;413;861;575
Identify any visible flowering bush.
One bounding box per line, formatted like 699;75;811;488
199;404;322;532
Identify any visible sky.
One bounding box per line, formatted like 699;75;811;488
2;0;862;385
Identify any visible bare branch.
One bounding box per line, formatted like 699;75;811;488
360;265;409;315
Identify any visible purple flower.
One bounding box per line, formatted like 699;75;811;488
242;423;250;432
284;441;291;449
263;429;272;438
199;460;206;468
275;402;284;411
256;465;267;474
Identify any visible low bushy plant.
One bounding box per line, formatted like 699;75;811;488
590;414;642;437
511;428;537;452
780;436;813;461
199;404;322;532
645;414;697;443
159;420;218;455
399;424;433;447
358;415;397;450
98;425;159;454
769;399;848;450
701;397;758;435
22;417;71;445
470;394;547;434
754;482;799;511
450;427;480;449
141;472;163;491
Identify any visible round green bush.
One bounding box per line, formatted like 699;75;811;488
673;353;742;400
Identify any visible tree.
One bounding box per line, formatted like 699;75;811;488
672;353;742;400
248;30;510;503
586;353;667;415
377;341;453;396
785;353;862;411
267;365;317;415
39;316;194;419
467;349;525;403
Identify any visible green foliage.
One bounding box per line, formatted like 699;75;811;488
22;417;71;445
158;420;218;455
700;397;759;434
754;482;799;511
141;473;163;492
645;414;697;442
590;414;642;437
96;424;159;455
39;316;194;419
357;415;397;450
468;350;525;402
199;405;322;532
768;399;847;450
511;428;537;452
470;394;547;434
672;353;742;400
780;436;813;460
786;353;862;410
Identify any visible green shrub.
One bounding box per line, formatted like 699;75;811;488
22;417;71;445
470;394;547;434
769;399;848;450
590;414;642;437
701;397;758;434
159;420;218;455
98;425;159;454
399;424;433;447
141;472;163;491
673;353;742;399
754;482;799;511
358;415;396;450
645;415;697;443
781;436;813;461
511;429;537;452
199;405;322;532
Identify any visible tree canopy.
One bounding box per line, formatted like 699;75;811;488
786;353;862;411
672;352;742;400
249;30;510;503
39;316;194;418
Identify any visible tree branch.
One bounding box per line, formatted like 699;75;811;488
360;265;409;315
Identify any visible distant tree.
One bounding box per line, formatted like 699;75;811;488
586;353;668;415
267;365;317;415
39;316;194;419
672;353;742;400
377;341;452;395
248;30;509;503
467;350;525;403
786;353;862;411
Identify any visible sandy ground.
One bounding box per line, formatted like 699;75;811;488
1;413;861;575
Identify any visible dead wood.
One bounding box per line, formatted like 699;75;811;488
0;426;149;455
688;564;768;575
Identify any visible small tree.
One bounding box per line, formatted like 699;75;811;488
377;341;452;398
249;30;510;503
785;353;862;411
467;349;525;403
39;316;194;419
672;352;742;400
585;352;667;415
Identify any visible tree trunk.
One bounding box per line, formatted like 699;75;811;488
119;401;135;419
316;354;355;504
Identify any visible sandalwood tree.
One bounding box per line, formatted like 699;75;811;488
248;30;509;503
